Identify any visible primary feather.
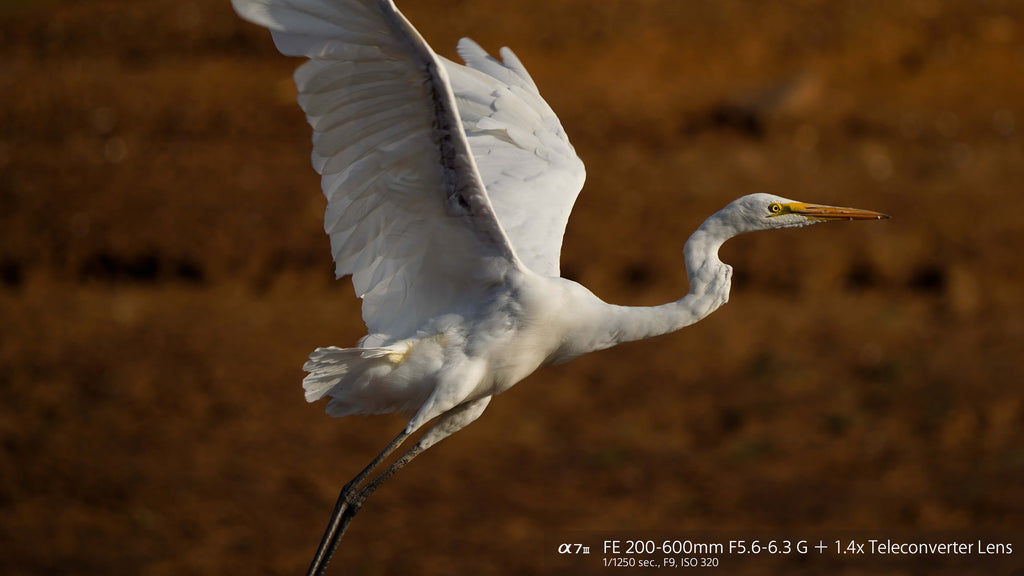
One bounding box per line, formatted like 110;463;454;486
442;39;586;277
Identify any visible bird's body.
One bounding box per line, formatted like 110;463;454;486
305;271;567;421
231;0;889;573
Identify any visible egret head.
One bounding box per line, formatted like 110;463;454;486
713;193;889;236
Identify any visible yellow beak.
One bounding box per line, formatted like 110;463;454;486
785;202;890;221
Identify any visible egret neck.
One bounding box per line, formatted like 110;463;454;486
557;215;734;359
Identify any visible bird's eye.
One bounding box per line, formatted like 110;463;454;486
768;203;783;215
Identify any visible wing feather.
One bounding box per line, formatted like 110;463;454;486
233;0;522;339
442;39;586;277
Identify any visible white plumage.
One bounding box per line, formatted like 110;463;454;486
446;38;586;277
231;1;888;573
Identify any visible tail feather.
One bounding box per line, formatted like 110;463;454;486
303;346;391;402
302;342;426;417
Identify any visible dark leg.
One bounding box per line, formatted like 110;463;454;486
305;397;491;576
305;427;414;576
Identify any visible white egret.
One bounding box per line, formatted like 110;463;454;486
231;0;889;574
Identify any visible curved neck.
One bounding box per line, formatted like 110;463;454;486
550;212;739;364
602;226;730;346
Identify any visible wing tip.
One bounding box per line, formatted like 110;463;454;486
456;37;485;62
455;37;537;92
231;0;274;28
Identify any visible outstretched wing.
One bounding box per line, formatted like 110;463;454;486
442;39;586;277
232;0;522;340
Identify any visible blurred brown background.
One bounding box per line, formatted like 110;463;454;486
2;0;1022;574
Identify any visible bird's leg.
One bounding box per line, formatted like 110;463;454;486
305;441;428;576
305;397;492;576
342;426;414;502
349;395;492;505
305;426;415;576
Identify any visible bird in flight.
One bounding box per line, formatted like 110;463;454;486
231;0;889;573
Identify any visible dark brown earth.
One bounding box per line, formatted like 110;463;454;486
2;1;1022;574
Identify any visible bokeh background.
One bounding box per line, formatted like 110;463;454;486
2;0;1022;574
